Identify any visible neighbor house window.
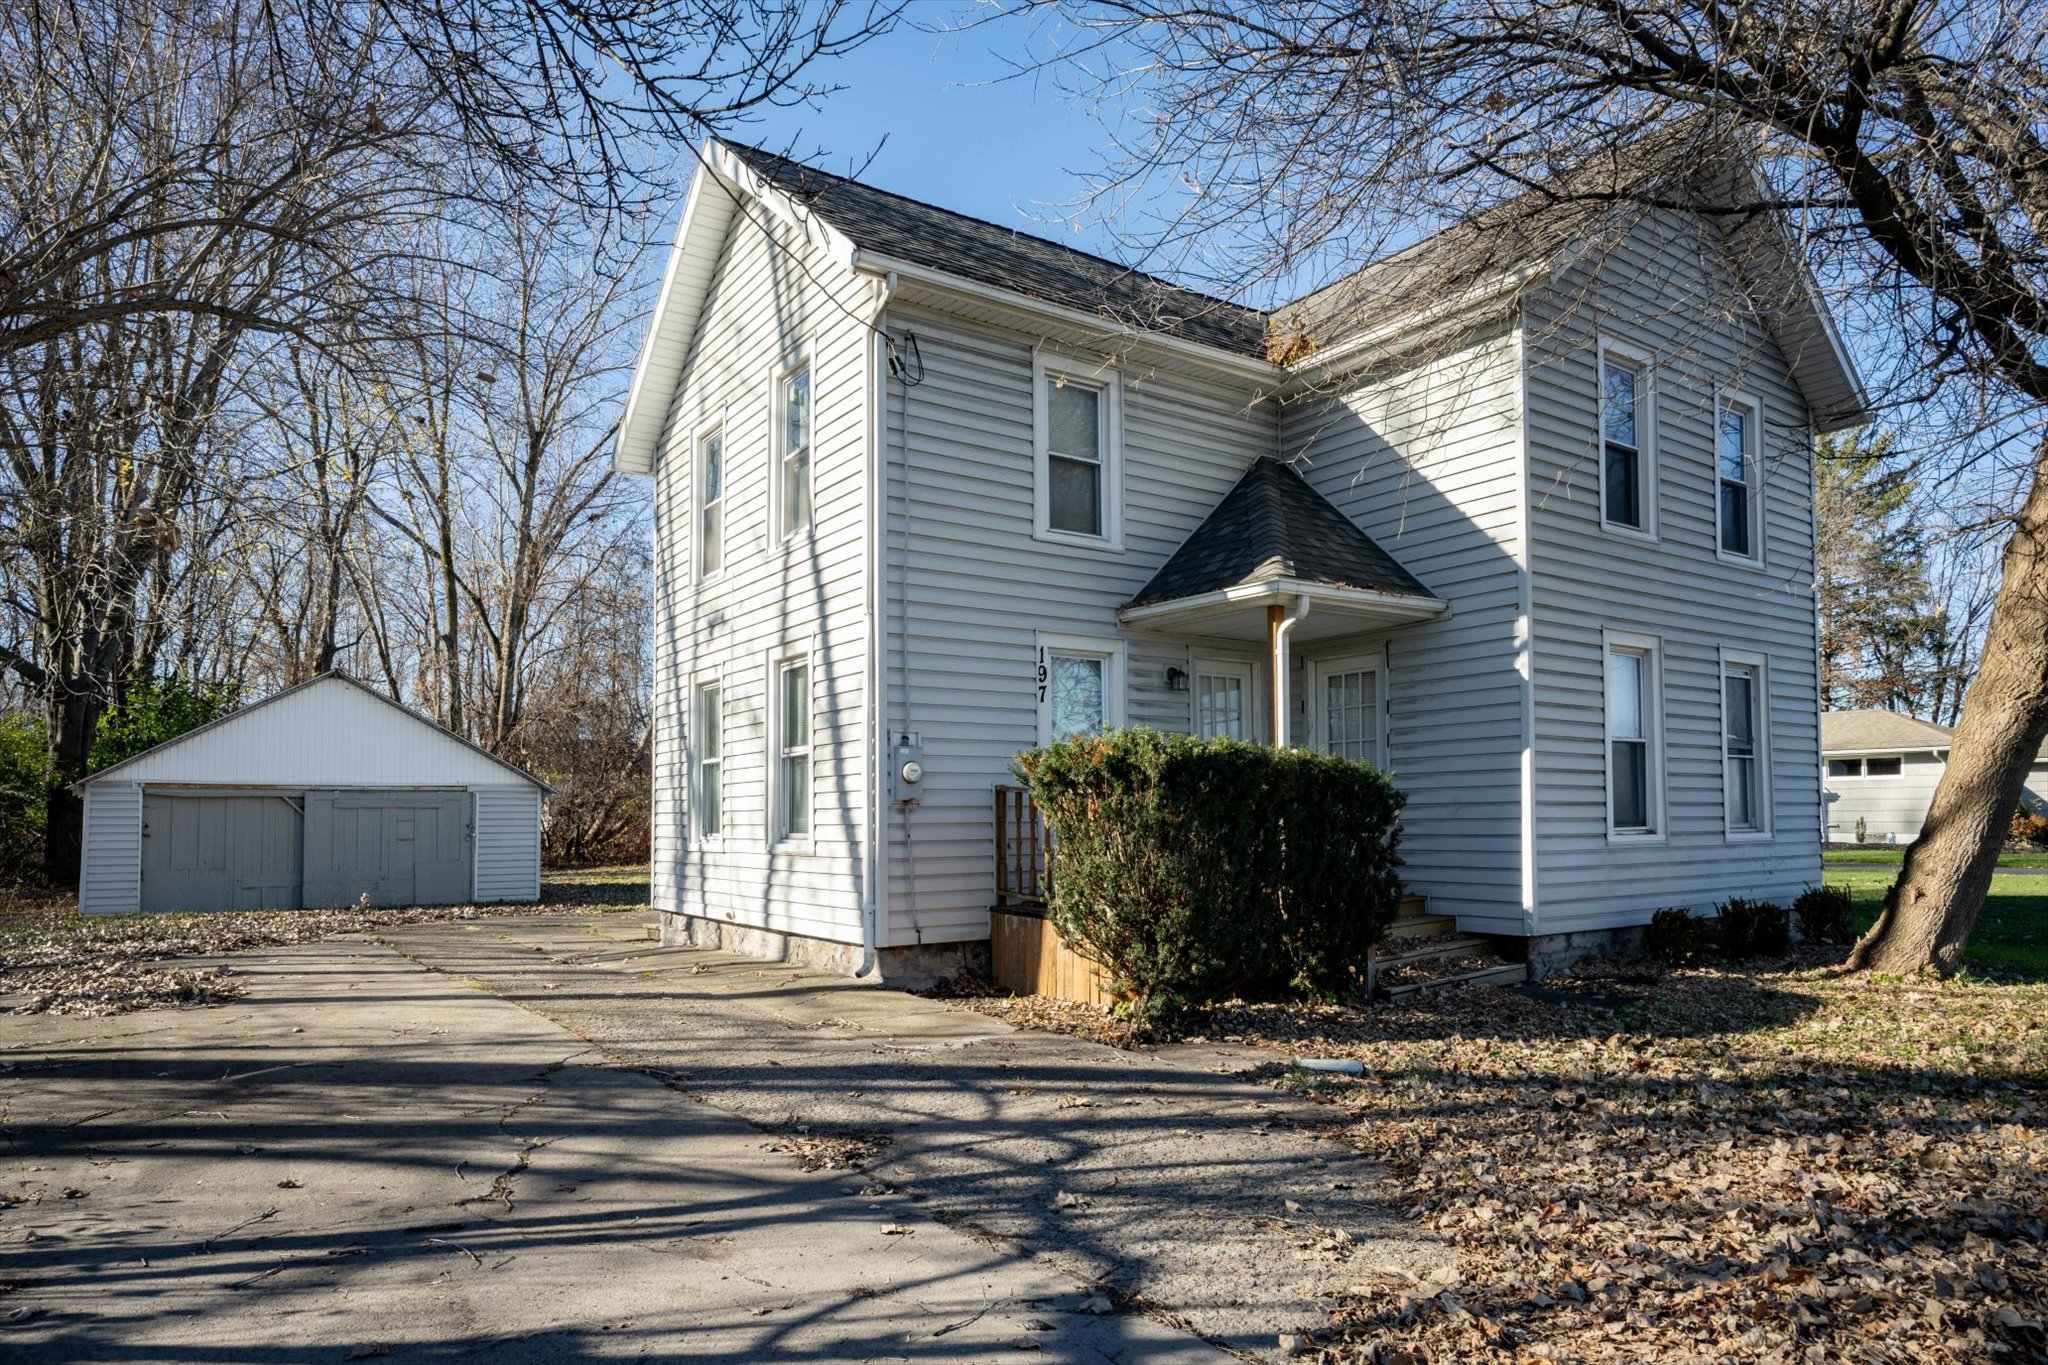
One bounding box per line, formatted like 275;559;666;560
779;362;811;538
1033;354;1123;547
1605;635;1660;835
1195;661;1253;741
775;658;811;840
1599;345;1651;533
1830;755;1903;779
1723;655;1767;834
695;683;723;837
1718;395;1761;558
698;428;724;578
1037;634;1126;742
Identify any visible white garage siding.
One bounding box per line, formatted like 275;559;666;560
475;786;544;901
79;783;143;915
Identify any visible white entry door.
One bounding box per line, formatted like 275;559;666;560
1194;660;1255;741
1313;655;1383;768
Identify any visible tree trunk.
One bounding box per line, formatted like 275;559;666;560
1849;449;2048;974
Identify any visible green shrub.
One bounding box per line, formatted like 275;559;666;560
1792;884;1855;945
0;709;50;883
1013;729;1405;1014
1643;907;1719;965
89;674;236;774
1717;897;1791;958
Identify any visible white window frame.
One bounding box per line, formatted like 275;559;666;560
693;677;724;842
1602;629;1666;842
1720;647;1772;839
767;648;814;848
770;350;813;545
1193;657;1259;742
1596;337;1658;542
1309;653;1387;768
1715;389;1765;564
1829;754;1906;780
1036;632;1127;744
695;421;725;582
1031;352;1125;551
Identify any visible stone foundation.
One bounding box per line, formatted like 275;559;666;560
658;911;989;990
1521;925;1647;980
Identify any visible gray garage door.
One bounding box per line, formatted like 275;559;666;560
140;794;304;913
303;790;472;908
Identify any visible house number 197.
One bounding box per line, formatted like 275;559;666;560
1036;647;1048;703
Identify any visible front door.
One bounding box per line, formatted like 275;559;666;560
1313;655;1383;768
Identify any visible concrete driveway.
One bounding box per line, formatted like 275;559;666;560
2;914;1440;1362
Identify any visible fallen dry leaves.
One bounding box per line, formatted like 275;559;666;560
0;898;630;1017
955;953;2048;1363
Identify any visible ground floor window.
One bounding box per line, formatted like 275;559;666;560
1037;634;1126;743
1316;656;1381;768
775;658;811;841
1722;654;1767;834
1195;660;1253;741
695;682;722;837
1605;634;1661;836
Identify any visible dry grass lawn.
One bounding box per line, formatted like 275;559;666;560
963;952;2048;1363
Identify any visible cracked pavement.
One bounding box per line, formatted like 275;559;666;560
2;913;1441;1361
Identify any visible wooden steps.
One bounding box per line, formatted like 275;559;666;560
1369;896;1527;996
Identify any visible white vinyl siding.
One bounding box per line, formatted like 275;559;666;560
647;202;870;944
1824;750;1947;843
473;786;543;902
78;782;144;915
1282;324;1527;934
1525;208;1823;931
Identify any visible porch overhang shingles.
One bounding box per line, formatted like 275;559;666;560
1119;458;1445;642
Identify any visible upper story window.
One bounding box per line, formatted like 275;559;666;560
1604;633;1662;837
698;427;724;579
1717;395;1762;559
1033;354;1123;549
778;362;812;539
1598;342;1653;536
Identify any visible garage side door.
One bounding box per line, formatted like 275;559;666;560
140;794;304;913
303;791;473;908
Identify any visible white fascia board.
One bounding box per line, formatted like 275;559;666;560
1120;578;1446;629
848;252;1285;389
614;162;725;476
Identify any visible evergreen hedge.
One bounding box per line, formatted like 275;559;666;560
1012;729;1405;1014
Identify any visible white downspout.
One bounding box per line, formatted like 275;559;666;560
1270;593;1311;748
855;270;897;977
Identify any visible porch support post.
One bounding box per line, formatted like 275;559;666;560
1267;604;1286;747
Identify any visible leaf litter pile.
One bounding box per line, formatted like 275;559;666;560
958;955;2048;1363
1;896;631;1017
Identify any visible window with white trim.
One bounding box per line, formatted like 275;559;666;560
1037;635;1125;742
1717;395;1761;559
779;362;811;539
695;682;723;837
1195;661;1254;741
1033;355;1123;547
1599;346;1651;533
773;657;811;840
1320;661;1382;767
1829;755;1904;779
1722;657;1766;833
698;428;724;579
1605;637;1660;835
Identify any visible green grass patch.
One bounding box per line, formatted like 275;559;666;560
1823;847;2048;868
1827;867;2048;976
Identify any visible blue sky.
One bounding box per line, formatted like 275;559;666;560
730;16;1137;269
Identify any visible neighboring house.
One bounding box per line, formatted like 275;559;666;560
1822;709;2048;844
619;139;1866;978
75;672;548;915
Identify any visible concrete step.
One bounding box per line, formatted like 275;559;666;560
1381;960;1529;998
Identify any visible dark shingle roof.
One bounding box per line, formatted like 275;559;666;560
722;143;1269;357
1127;459;1433;608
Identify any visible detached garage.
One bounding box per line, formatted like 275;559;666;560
74;672;549;915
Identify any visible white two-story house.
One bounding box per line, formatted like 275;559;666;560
617;139;1865;980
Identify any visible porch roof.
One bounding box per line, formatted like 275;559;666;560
1120;458;1445;642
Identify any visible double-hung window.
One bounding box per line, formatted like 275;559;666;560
1599;345;1651;534
698;428;724;579
1033;355;1123;547
1717;395;1761;559
774;658;811;841
1037;634;1126;742
1604;635;1660;836
695;682;723;838
1722;654;1767;834
779;362;811;539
